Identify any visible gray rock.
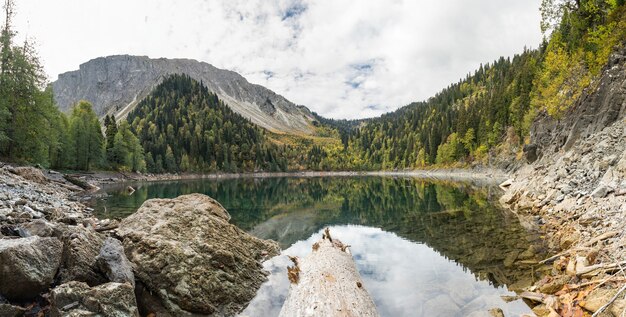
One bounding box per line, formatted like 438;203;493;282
523;144;539;163
19;219;57;237
50;281;139;317
117;194;280;316
0;236;63;300
58;225;106;286
52;55;316;134
96;238;135;286
591;185;610;198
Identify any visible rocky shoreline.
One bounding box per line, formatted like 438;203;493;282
499;49;626;316
0;165;279;316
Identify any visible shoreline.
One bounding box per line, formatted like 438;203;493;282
80;167;509;188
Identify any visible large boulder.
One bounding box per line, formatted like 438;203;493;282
0;236;63;300
50;281;139;317
117;194;280;316
96;237;135;286
58;225;107;286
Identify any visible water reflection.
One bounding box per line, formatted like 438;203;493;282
241;226;532;317
92;176;546;316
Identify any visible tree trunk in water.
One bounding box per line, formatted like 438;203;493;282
279;229;379;317
63;174;98;191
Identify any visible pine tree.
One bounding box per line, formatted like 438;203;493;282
104;114;118;163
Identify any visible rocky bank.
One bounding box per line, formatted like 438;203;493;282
500;48;626;316
0;165;279;316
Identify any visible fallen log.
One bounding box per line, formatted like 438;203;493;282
63;174;98;192
279;228;379;317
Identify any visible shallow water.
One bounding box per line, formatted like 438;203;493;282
93;176;542;317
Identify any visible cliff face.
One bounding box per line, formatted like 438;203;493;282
52;55;316;134
530;48;626;157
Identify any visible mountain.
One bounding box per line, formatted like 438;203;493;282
128;74;289;173
52;55;316;134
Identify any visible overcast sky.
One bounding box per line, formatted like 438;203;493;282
12;0;542;119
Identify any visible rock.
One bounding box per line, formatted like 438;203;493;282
0;236;63;300
117;194;280;316
488;308;505;317
19;219;57;237
560;231;580;250
499;178;513;190
503;250;519;268
532;304;552;317
58;225;106;286
9;167;47;184
539;275;570;294
125;186;135;195
96;237;135;286
500;191;519;205
0;304;25;317
523;144;539;163
580;288;617;313
135;282;174;317
50;281;139;317
591;185;610;198
518;245;538;260
609;299;625;317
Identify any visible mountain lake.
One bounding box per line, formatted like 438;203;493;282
91;176;545;317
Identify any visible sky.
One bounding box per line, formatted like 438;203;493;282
12;0;543;119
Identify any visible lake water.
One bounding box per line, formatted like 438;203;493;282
93;176;543;317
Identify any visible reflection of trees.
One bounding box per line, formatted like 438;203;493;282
95;177;543;289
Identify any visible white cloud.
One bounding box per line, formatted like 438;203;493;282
12;0;542;119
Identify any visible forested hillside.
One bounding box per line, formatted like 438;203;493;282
340;0;626;169
345;50;539;169
127;74;289;173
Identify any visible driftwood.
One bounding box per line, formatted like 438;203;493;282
50;179;83;192
63;174;98;191
520;291;549;303
279;228;379;317
577;260;626;277
581;231;620;247
539;246;593;264
95;224;119;232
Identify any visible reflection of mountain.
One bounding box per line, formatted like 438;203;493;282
95;177;544;289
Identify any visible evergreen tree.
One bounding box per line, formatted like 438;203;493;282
109;121;145;172
68;101;104;170
0;0;64;165
104;114;118;163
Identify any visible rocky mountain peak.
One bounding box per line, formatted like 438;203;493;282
52;55;316;134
